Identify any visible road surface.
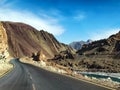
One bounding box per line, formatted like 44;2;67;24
0;59;110;90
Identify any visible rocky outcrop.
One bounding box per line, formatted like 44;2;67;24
0;22;9;59
53;50;74;60
32;50;46;61
1;21;75;59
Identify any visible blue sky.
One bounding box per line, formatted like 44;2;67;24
0;0;120;44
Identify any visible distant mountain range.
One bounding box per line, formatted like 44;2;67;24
69;39;93;50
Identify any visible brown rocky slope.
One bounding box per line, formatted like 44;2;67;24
1;21;74;59
77;31;120;57
75;32;120;72
52;31;120;73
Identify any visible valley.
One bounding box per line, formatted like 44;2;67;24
0;21;120;89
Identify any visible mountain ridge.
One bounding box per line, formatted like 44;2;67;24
52;31;120;73
1;21;75;59
77;31;120;56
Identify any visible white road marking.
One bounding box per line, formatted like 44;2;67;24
32;83;36;90
27;70;36;90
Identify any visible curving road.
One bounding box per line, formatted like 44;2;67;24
0;59;110;90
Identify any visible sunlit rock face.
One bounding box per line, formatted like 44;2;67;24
0;22;9;58
36;50;46;61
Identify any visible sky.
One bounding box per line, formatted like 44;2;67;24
0;0;120;44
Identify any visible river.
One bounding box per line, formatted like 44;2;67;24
77;72;120;83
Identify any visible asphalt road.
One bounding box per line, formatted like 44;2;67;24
0;59;110;90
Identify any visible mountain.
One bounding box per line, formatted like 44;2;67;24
73;32;120;72
77;32;120;56
0;21;75;59
69;39;92;50
52;32;120;73
1;21;120;72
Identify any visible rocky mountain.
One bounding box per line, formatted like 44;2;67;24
69;39;92;50
0;21;75;59
1;21;120;72
74;32;120;72
53;32;120;73
77;32;120;56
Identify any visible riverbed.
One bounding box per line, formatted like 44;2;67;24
77;72;120;83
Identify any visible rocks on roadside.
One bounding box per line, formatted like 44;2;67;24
52;50;74;60
32;50;46;61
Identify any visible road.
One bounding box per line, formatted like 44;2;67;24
0;59;110;90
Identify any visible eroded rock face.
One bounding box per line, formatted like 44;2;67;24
0;22;9;58
1;21;75;59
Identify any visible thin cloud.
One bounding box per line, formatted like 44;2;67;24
73;12;86;21
0;1;65;36
74;14;85;21
89;28;120;40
